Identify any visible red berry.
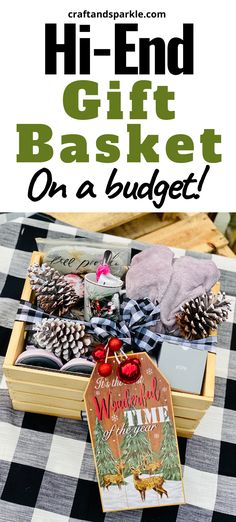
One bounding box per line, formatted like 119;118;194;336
92;345;106;362
98;362;113;377
108;337;123;353
117;359;141;384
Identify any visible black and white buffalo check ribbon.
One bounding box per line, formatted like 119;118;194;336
16;300;52;325
16;298;217;352
15;300;88;329
90;297;217;353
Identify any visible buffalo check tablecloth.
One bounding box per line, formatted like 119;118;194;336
0;212;236;522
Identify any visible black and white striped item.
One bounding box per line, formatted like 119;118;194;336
15;299;88;329
90;297;217;352
16;298;217;353
15;299;59;327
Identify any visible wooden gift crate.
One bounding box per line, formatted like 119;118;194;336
3;251;217;438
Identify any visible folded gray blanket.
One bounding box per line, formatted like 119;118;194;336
126;246;220;334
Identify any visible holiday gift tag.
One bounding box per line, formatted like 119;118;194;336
84;352;185;512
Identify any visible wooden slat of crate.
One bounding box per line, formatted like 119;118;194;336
12;400;82;420
11;400;198;437
173;405;206;420
137;213;228;252
201;352;216;398
7;379;84;401
6;375;210;418
171;391;212;410
175;417;199;430
4;364;89;391
8;379;208;419
9;390;85;411
5;348;213;413
6;366;212;414
7;381;206;420
177;428;195;438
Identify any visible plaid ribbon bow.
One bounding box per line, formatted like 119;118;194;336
90;297;217;353
15;299;217;353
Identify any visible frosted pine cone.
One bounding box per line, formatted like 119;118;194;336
28;263;81;316
34;318;92;361
176;291;231;340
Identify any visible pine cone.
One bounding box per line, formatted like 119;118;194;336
28;263;80;316
34;318;92;361
176;291;231;340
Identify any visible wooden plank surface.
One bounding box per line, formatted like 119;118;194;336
47;212;146;232
172;390;211;410
8;379;205;419
175;417;199;430
216;245;236;258
4;365;89;391
137;213;228;252
177;428;194;438
47;212;234;257
173;405;206;420
7;379;85;401
106;213;176;239
12;400;82;420
12;397;194;437
201;353;216;399
9;390;85;411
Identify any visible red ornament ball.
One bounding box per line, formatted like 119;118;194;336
92;345;106;362
108;337;123;353
117;358;141;384
130;357;141;366
98;362;113;377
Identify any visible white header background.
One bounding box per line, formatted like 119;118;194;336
1;0;235;211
